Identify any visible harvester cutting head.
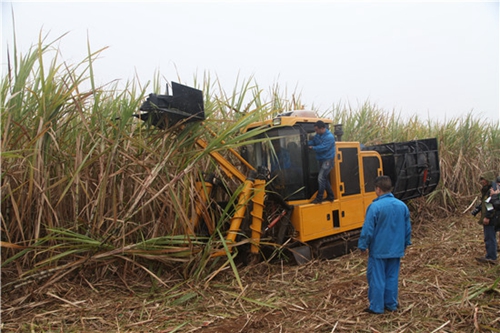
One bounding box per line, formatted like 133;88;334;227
135;82;205;129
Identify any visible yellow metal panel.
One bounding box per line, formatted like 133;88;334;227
291;191;378;243
295;202;339;240
339;196;365;228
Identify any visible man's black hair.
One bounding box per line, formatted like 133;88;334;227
314;120;326;129
374;176;393;193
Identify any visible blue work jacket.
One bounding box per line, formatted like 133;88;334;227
358;193;411;258
308;129;336;161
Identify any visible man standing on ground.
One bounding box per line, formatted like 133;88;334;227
475;175;497;263
358;176;411;314
488;176;500;232
308;120;336;204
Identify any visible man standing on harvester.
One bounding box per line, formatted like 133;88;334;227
308;120;336;204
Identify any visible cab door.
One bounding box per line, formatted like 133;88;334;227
337;143;366;230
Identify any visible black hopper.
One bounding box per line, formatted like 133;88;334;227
135;82;205;129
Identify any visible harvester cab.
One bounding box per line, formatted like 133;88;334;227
240;111;350;201
135;82;440;264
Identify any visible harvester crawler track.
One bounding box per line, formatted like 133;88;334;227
309;228;362;260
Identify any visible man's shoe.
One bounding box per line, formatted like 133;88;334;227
311;198;323;204
385;307;397;312
363;308;381;315
326;196;334;202
476;257;496;264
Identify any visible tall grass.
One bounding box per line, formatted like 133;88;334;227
0;34;275;286
1;35;499;286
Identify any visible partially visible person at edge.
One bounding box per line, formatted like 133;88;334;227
475;175;497;263
307;120;336;204
493;176;500;247
488;176;500;228
358;176;411;315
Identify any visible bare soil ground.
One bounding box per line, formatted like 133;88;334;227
2;214;500;333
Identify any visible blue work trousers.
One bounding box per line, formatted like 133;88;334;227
317;159;334;200
483;224;497;260
367;257;401;314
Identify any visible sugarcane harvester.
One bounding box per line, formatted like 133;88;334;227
135;82;440;264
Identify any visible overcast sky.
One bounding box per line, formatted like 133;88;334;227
2;1;499;124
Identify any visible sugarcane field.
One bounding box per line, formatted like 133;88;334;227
2;31;500;332
3;212;500;332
